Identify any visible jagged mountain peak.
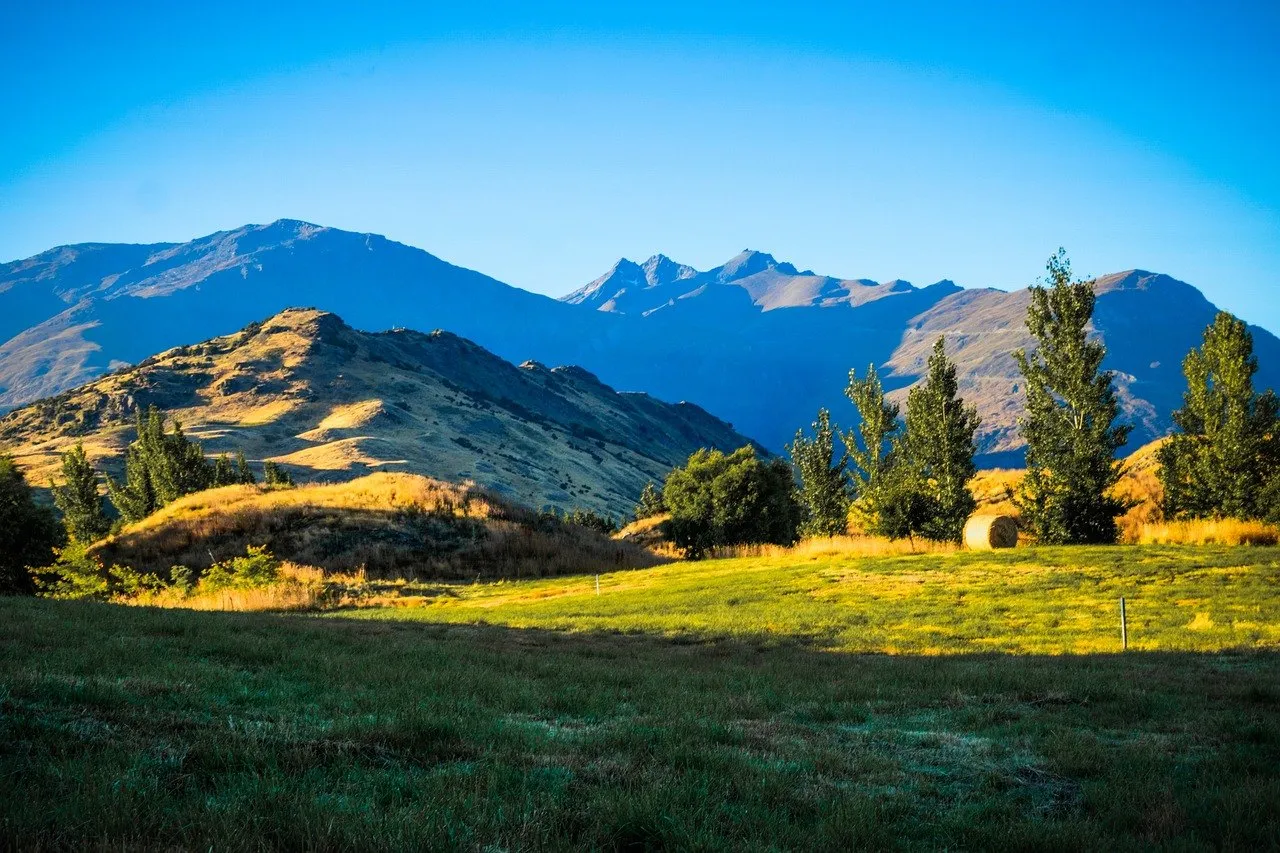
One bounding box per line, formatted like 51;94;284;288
639;254;697;287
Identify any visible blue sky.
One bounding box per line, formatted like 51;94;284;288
3;1;1278;329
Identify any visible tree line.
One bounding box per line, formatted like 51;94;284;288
638;250;1280;556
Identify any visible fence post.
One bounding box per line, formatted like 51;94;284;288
1120;597;1128;651
595;574;601;596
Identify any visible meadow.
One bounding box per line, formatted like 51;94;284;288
3;545;1278;849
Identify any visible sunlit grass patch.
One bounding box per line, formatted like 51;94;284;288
344;545;1280;655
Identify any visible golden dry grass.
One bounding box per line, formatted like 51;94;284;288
965;438;1219;545
91;472;666;580
707;535;957;560
1134;519;1280;546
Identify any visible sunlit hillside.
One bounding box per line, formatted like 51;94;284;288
0;308;756;517
89;472;664;580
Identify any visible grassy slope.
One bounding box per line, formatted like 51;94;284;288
345;545;1280;654
3;546;1279;849
88;472;663;579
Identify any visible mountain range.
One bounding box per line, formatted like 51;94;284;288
3;219;1277;467
0;308;755;517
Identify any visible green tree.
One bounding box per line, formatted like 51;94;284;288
0;456;64;594
842;365;902;534
867;463;935;544
108;406;214;523
1014;250;1131;544
788;408;850;537
235;451;256;485
565;508;618;535
1157;312;1280;519
662;446;801;557
263;461;294;487
212;454;236;487
901;338;981;542
51;443;111;544
634;481;665;519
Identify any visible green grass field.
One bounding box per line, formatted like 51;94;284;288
3;546;1279;849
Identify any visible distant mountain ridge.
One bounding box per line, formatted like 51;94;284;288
3;219;1277;465
562;249;950;315
0;308;756;517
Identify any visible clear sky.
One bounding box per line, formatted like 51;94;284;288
3;1;1278;329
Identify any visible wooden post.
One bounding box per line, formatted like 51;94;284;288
595;574;601;596
1120;597;1128;651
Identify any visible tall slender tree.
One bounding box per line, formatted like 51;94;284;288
843;365;899;497
51;443;111;543
234;451;256;485
843;365;902;534
1157;312;1280;519
902;337;981;542
1014;250;1131;544
788;408;850;537
212;454;236;487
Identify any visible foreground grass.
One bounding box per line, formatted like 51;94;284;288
3;546;1278;848
346;545;1280;655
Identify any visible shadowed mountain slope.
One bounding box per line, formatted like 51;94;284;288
0;220;603;407
0;309;756;517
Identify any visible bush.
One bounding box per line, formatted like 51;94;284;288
39;542;164;601
199;546;280;592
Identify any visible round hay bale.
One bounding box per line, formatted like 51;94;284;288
963;514;1018;550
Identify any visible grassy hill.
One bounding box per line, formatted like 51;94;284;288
87;472;662;580
2;546;1277;848
0;308;757;517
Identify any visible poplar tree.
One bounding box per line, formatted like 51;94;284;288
843;365;902;534
1013;250;1131;544
788;408;850;537
902;337;981;542
1157;312;1280;519
51;443;111;543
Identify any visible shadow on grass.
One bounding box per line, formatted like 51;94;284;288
2;598;1278;850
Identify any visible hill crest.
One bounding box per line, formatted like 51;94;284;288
0;308;758;517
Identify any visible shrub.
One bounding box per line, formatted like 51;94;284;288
199;546;280;592
39;542;164;601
